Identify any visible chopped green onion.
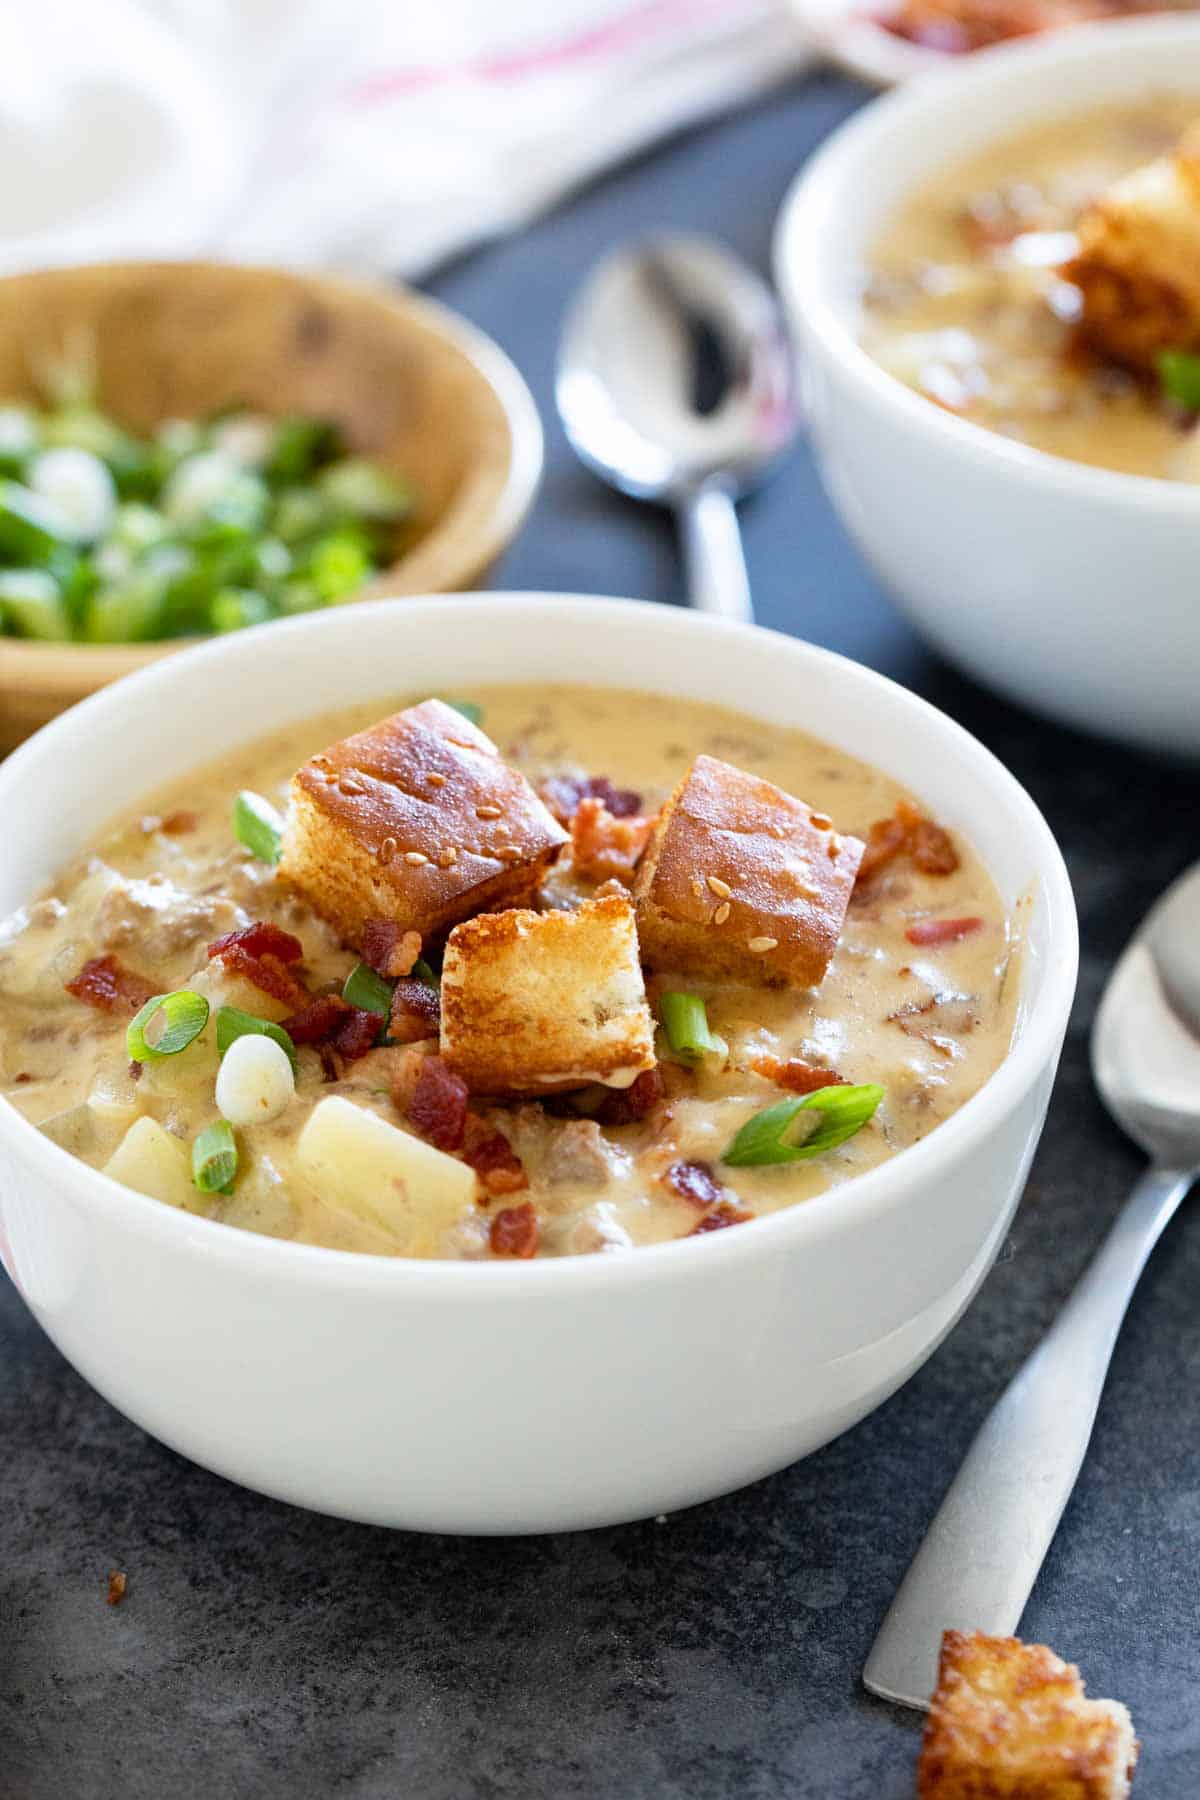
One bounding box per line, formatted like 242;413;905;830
411;957;439;986
318;456;412;522
722;1083;885;1168
342;961;394;1017
0;479;72;561
304;527;374;602
215;1005;298;1075
81;568;171;643
267;416;340;483
192;1119;238;1194
210;586;274;633
659;991;727;1064
126;990;210;1063
232;789;285;864
1158;349;1200;412
0;568;69;640
444;699;484;727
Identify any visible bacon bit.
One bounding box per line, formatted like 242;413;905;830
13;1071;33;1084
215;944;309;1009
662;1159;723;1209
207;921;303;963
905;916;984;947
855;802;960;888
753;1056;849;1095
542;773;643;824
160;809;198;835
593;1067;665;1127
106;1571;127;1608
127;1059;143;1082
910;818;960;877
362;920;421;979
407;1055;469;1152
689;1202;753;1236
569;797;656;885
282;994;351;1044
318;1043;341;1083
65;954;157;1013
490;1202;539;1258
462;1118;528;1199
389;978;441;1044
855;813;912;885
330;1007;382;1061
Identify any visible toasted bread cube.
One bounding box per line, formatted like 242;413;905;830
280;699;567;952
632;754;863;989
918;1631;1139;1800
1063;128;1200;371
440;892;655;1095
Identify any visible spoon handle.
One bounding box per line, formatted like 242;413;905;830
863;1160;1195;1711
677;486;754;624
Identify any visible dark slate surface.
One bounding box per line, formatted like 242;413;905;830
3;71;1199;1800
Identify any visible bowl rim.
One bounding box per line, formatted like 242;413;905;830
773;14;1200;511
0;593;1078;1296
0;259;544;690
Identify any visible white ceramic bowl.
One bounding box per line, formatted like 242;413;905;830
0;596;1077;1533
775;19;1200;759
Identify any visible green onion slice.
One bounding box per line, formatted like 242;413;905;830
722;1083;885;1168
659;991;727;1064
192;1120;238;1195
232;789;285;864
342;961;394;1017
215;1005;298;1074
126;990;210;1063
1158;349;1200;412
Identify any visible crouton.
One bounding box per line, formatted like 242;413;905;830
917;1631;1139;1800
440;892;655;1095
1063;126;1200;371
280;699;567;952
632;754;863;989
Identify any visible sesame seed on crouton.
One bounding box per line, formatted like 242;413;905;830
632;754;863;989
917;1631;1139;1800
440;892;655;1096
279;699;567;953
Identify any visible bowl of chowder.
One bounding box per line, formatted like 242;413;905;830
0;595;1076;1531
775;16;1200;757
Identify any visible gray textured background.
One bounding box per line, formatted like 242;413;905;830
3;71;1198;1800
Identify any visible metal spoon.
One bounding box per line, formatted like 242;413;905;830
556;234;800;624
864;862;1200;1710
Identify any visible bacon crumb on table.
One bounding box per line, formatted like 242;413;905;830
689;1202;753;1235
905;916;984;947
752;1055;849;1094
65;955;157;1013
106;1571;127;1607
489;1201;539;1257
407;1055;469;1152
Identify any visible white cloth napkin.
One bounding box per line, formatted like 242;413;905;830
0;0;810;280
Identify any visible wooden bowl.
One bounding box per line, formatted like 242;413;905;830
0;261;542;749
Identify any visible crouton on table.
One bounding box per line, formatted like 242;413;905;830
280;699;567;951
440;892;655;1096
917;1630;1138;1800
1063;127;1200;371
632;754;863;989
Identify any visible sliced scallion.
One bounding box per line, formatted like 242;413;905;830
1158;348;1200;412
342;961;394;1017
192;1119;238;1194
233;789;285;864
722;1083;885;1168
215;1005;298;1074
659;991;727;1064
126;990;210;1063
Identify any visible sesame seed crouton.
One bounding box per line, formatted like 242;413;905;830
1063;127;1200;371
279;699;567;952
632;754;863;989
917;1631;1139;1800
440;893;656;1096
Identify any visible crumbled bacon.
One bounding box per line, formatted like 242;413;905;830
407;1055;469;1152
106;1571;127;1607
208;921;309;1008
662;1159;723;1209
542;773;643;824
128;1059;143;1082
593;1067;664;1127
330;1007;382;1061
753;1056;849;1095
208;921;303;963
462;1118;528;1198
689;1202;753;1235
282;994;351;1044
905;916;984;946
389;978;441;1044
569;797;656;885
160;809;198;835
362;920;422;979
889;990;978;1057
65;954;157;1013
489;1202;539;1258
855;801;960;888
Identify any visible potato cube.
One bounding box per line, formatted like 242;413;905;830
295;1095;477;1254
280;699;567;952
440;892;655;1096
103;1116;204;1214
633;754;863;989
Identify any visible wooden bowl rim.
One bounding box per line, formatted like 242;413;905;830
0;260;543;698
